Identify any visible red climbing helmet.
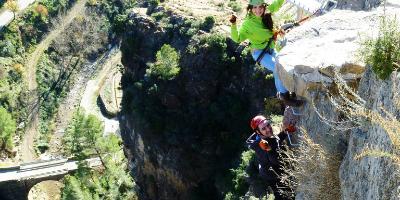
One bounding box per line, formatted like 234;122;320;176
250;115;267;130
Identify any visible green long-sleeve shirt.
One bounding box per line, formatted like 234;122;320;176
231;0;285;50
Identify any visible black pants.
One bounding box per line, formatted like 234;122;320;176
261;176;294;200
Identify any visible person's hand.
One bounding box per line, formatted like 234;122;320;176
259;139;271;151
229;14;237;24
286;124;297;133
273;29;285;40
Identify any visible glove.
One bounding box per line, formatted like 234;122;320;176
273;29;284;40
273;31;279;41
259;139;271;151
286;124;296;133
229;15;237;24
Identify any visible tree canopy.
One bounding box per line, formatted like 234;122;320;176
0;106;16;151
61;110;137;200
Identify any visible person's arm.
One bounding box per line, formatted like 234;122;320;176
277;131;288;141
265;138;280;166
231;19;250;43
268;0;285;13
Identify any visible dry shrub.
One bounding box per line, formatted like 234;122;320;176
279;128;341;200
313;69;400;166
35;4;49;18
12;63;24;75
331;69;400;166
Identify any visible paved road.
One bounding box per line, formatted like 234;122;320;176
0;0;35;29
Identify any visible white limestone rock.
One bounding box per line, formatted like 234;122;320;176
276;4;399;99
336;0;381;10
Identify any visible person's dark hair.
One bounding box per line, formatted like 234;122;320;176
246;4;273;31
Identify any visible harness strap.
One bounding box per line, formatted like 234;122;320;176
255;37;274;65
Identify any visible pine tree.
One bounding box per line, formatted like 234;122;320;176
63;111;103;159
62;175;88;200
62;111;137;199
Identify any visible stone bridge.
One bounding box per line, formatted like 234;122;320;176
0;157;102;200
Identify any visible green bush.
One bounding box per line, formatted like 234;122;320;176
146;0;160;14
148;0;159;7
146;44;180;80
198;33;228;62
40;0;70;16
113;14;128;34
151;11;166;21
360;16;400;80
0;106;16;151
225;150;256;199
264;97;283;115
200;16;215;32
36;140;50;153
0;22;23;57
0;41;17;57
228;0;242;13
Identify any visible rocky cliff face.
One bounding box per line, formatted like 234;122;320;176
277;1;400;199
340;67;400;200
119;5;278;200
336;0;381;10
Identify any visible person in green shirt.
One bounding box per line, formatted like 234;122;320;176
230;0;301;106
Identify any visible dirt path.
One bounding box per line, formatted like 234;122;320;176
25;0;87;90
79;51;121;135
80;51;121;116
21;0;87;162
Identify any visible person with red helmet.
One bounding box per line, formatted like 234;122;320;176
246;114;294;200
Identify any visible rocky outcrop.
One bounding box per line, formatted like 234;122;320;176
340;67;400;200
278;0;399;100
277;1;400;199
277;8;381;99
336;0;381;10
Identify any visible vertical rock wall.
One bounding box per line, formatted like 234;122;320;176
276;1;400;199
339;67;400;200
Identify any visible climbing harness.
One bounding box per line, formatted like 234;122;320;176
255;37;274;65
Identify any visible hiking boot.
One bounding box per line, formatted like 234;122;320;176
289;92;297;99
277;92;290;101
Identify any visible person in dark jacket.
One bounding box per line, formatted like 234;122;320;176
246;115;293;200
